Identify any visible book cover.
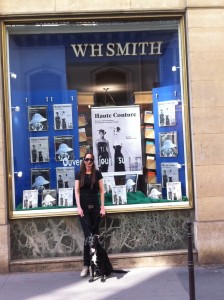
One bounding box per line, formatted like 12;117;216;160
28;106;48;131
41;189;57;207
53;104;73;130
161;162;179;188
166;182;182;201
31;168;50;194
54;136;74;161
147;183;162;199
112;185;127;205
30;136;49;163
125;174;137;192
103;176;115;193
58;188;74;207
23;190;38;209
159;131;178;157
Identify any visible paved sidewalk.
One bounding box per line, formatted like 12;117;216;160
0;265;224;300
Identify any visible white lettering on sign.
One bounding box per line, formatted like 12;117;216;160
71;41;163;58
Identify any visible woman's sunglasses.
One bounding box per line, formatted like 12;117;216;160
84;158;94;162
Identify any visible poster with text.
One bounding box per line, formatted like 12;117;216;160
91;106;142;176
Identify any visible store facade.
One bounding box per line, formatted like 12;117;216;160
1;1;224;273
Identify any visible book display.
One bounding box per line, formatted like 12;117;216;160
7;20;192;218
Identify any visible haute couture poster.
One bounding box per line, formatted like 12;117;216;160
91;106;142;176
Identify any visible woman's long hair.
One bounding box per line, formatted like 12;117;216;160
79;151;96;188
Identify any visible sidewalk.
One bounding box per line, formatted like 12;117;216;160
0;265;224;300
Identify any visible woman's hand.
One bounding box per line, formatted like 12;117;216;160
78;207;84;217
100;206;106;217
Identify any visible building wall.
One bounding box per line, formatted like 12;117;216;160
186;7;224;263
0;0;224;272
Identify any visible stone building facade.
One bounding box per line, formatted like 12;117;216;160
1;0;224;273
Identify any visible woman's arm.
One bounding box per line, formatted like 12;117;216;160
75;180;84;217
99;178;106;217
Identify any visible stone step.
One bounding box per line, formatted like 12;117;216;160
9;249;198;273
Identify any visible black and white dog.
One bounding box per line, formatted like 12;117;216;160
85;234;127;282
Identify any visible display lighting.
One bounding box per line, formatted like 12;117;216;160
10;72;17;79
14;171;23;177
11;106;20;112
172;66;180;72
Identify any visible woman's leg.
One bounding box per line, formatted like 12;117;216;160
90;206;101;235
79;209;92;266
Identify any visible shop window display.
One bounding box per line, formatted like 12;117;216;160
5;18;193;218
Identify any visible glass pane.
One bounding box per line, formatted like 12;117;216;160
7;19;190;216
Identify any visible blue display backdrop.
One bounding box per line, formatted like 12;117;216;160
153;85;186;198
11;89;79;208
8;23;183;209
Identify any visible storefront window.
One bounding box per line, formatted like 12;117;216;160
5;18;193;218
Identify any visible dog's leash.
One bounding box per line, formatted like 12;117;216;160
80;213;101;237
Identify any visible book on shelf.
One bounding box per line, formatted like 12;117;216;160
145;141;155;154
79;128;87;142
146;156;156;169
147;171;157;184
78;114;87;127
144;111;154;124
145;125;155;139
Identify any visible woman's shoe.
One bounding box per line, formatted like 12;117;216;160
80;266;89;277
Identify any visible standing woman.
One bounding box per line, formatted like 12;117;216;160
75;151;105;277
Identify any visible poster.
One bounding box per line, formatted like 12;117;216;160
30;137;49;163
53;104;73;130
91;106;142;176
